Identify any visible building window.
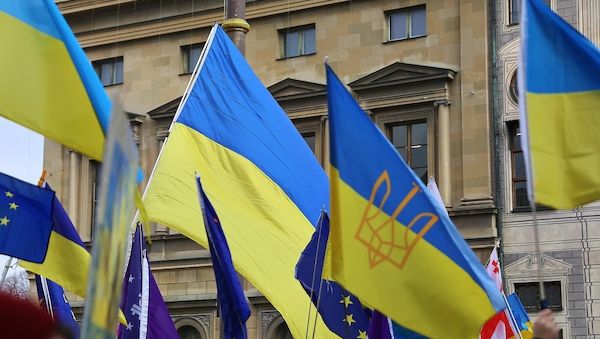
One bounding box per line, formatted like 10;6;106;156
509;0;551;25
301;132;316;155
508;123;528;209
514;281;563;312
387;6;426;41
177;325;202;339
92;57;123;86
389;121;428;182
279;25;316;59
509;71;519;104
275;323;293;339
181;43;205;74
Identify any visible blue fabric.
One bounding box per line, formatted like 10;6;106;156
118;225;178;339
197;176;250;339
295;212;370;339
35;275;80;338
0;172;54;263
43;184;85;247
391;321;428;339
326;65;504;313
0;0;61;39
507;293;530;331
525;0;600;93
177;25;328;226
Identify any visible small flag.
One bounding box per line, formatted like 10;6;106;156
197;175;250;339
519;0;600;208
0;0;110;160
118;225;178;339
35;275;80;338
426;177;448;217
479;310;517;339
485;247;503;291
295;211;369;339
367;310;393;339
326;63;505;338
507;293;534;338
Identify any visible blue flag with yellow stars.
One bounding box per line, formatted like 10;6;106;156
296;211;370;339
0;172;54;263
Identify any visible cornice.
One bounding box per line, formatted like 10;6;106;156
57;0;136;14
69;0;350;48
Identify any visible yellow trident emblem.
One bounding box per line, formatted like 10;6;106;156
355;170;438;270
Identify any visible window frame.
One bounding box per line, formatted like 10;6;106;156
385;5;427;42
92;56;124;87
513;281;564;312
507;0;553;26
181;43;205;75
374;107;436;183
278;24;317;59
293;118;323;165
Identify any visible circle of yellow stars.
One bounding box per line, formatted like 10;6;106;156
1;191;18;226
339;294;367;339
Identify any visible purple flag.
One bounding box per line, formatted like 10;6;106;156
368;310;393;339
118;225;178;339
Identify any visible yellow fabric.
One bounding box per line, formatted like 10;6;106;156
329;168;496;338
0;12;104;160
21;232;90;298
143;123;336;338
527;91;600;208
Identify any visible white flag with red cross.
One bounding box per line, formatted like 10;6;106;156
485;246;503;291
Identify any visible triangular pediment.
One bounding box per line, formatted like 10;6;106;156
147;96;182;120
268;78;326;100
505;253;573;278
349;62;456;91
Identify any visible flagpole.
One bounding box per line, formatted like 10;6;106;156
0;170;48;289
529;201;546;308
40;276;55;319
305;210;325;339
503;293;524;339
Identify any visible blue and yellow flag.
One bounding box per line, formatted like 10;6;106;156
519;0;600;208
326;64;505;338
143;24;334;337
0;0;110;160
20;183;91;298
507;293;534;339
0;172;54;263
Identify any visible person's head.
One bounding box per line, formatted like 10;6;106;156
0;292;55;338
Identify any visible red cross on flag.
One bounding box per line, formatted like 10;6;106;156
485;246;503;292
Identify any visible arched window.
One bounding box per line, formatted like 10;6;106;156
275;323;293;339
508;71;519;104
177;325;202;339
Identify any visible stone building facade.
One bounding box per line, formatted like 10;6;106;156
46;0;499;337
492;0;600;338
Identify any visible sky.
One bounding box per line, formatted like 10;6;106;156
0;116;44;283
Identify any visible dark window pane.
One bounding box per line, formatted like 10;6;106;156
114;58;123;84
100;62;113;86
510;0;521;24
511;126;522;151
389;12;408;40
396;147;407;161
411;145;427;168
276;323;293;339
413;167;427;183
189;46;202;72
410;7;427;37
546;281;563;310
412;122;427;145
391;125;407;148
515;281;563;312
177;325;201;339
514;181;528;208
285;31;300;57
303;28;316;55
514;152;526;179
509;71;519;104
302;133;316;154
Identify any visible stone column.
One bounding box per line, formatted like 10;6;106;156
578;0;600;47
68;150;79;221
434;100;451;207
153;137;169;235
321;115;329;173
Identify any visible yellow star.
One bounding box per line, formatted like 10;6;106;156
340;295;353;308
343;313;356;326
8;202;18;210
4;192;13;198
0;216;9;226
357;330;367;339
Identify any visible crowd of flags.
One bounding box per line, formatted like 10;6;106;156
0;0;598;337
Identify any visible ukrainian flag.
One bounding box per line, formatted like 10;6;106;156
0;0;110;160
20;184;90;298
143;25;334;337
519;0;600;208
326;64;505;338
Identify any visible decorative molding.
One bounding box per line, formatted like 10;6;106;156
505;253;573;278
261;310;280;331
267;78;326;101
348;62;456;92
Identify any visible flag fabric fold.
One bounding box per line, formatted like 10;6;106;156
0;0;110;160
118;225;178;339
295;211;369;339
326;64;505;338
35;275;80;338
519;0;600;208
142;24;334;337
197;176;250;339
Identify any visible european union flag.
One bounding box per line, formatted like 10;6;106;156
296;212;369;339
36;275;80;338
196;175;250;339
0;172;54;263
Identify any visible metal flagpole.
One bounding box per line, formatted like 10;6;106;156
40;276;55;319
529;200;547;308
305;210;325;339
